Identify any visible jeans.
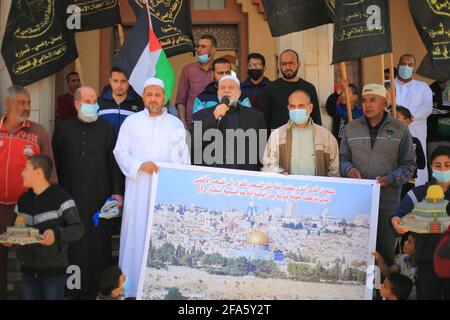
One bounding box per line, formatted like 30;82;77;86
22;273;66;300
0;204;16;300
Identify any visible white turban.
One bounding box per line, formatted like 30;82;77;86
218;75;240;87
143;77;165;91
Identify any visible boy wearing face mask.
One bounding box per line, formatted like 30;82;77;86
395;53;433;187
262;90;339;177
390;145;450;300
240;53;271;112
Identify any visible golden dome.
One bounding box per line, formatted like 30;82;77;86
246;230;269;245
426;185;445;201
15;215;26;226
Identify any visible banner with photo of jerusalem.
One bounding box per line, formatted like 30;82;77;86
137;163;380;300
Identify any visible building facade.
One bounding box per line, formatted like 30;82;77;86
0;0;432;133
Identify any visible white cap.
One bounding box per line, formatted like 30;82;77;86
218;74;240;87
143;77;165;91
362;83;387;99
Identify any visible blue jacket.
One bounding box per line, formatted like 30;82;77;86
192;81;251;114
390;181;450;262
97;85;144;136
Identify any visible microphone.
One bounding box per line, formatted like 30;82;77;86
218;96;231;121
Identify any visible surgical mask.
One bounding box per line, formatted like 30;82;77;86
289;109;309;125
198;54;210;64
79;103;99;123
432;170;450;184
248;69;263;81
80;103;99;116
122;277;131;296
398;65;413;80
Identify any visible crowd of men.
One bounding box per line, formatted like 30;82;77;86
0;34;449;300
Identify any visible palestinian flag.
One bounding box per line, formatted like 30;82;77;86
114;5;174;103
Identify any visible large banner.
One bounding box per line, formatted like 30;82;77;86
127;0;194;57
332;0;392;64
408;0;450;80
262;0;335;37
138;163;380;300
65;0;122;32
1;0;78;86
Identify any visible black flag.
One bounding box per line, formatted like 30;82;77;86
332;0;392;64
408;0;450;80
1;0;78;86
262;0;334;37
127;0;194;57
65;0;121;32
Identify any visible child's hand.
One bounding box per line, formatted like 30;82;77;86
1;242;14;247
40;229;55;246
391;216;408;234
372;252;384;264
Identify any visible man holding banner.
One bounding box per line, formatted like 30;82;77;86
114;78;190;298
340;84;416;265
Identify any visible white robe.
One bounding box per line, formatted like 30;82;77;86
395;78;433;186
113;109;190;297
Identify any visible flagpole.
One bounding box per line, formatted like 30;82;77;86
117;24;125;47
75;58;84;86
380;54;385;83
340;62;353;122
389;53;396;117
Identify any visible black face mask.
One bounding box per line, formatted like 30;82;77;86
248;69;263;81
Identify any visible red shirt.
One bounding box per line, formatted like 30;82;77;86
175;62;213;124
56;93;77;121
0;117;56;204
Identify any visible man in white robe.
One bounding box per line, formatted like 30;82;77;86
395;53;433;186
113;77;190;298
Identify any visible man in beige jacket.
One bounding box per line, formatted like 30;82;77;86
262;90;339;177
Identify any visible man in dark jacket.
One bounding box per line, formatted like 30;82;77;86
98;66;144;137
260;49;321;130
192;75;267;171
52;86;123;299
2;155;84;300
340;84;416;266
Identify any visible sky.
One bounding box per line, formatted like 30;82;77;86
154;167;377;220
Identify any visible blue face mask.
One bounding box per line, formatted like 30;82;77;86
289;108;309;125
398;65;413;80
122;277;131;296
80;103;99;116
432;170;450;184
198;54;210;64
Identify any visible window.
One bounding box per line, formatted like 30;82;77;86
192;0;226;10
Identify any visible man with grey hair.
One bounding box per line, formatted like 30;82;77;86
0;85;56;299
52;86;123;299
263;90;339;177
340;83;416;266
192;75;267;171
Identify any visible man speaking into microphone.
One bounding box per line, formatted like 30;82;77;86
192;75;267;171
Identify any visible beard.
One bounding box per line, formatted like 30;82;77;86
282;67;299;80
147;103;163;115
78;112;98;123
